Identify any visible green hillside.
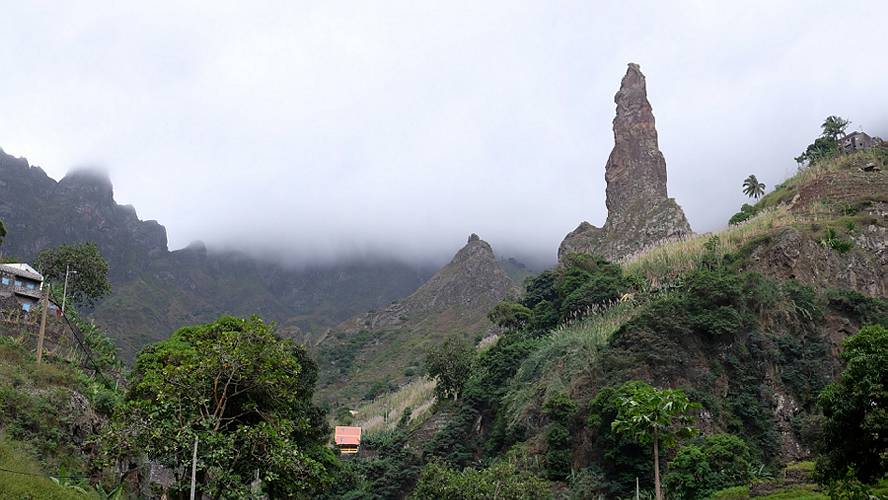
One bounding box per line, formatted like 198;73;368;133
331;149;888;499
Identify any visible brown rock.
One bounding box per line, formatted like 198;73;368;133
560;63;692;261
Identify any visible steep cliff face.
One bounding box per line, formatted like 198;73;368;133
316;234;518;403
560;63;692;261
0;150;167;280
0;148;433;360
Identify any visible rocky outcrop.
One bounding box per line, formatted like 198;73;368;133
560;63;692;261
316;234;518;403
745;215;888;298
336;233;517;335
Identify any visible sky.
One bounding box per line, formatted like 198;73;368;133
1;1;886;267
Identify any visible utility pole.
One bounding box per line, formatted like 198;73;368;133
36;287;49;364
190;435;199;500
61;265;77;315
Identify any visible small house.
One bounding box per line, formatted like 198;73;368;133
334;426;362;455
839;131;879;153
0;263;44;312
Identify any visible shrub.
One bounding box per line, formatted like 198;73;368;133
729;204;759;225
665;444;712;499
411;456;551;499
545;424;572;480
820;227;853;253
666;434;753;499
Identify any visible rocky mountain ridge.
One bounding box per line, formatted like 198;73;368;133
0;148;435;359
315;233;518;403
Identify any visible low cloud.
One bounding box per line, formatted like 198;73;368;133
1;1;885;267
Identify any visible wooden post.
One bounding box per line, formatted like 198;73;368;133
36;288;49;364
190;435;198;500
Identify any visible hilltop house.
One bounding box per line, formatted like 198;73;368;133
0;263;44;312
839;131;882;153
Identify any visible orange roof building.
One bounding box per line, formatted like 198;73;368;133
334;426;362;454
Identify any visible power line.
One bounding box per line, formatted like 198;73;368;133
0;465;91;481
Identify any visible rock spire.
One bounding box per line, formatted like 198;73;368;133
559;63;692;261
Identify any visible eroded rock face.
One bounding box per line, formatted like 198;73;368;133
559;63;692;261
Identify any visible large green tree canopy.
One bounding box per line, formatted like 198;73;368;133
104;316;336;498
817;324;888;485
35;242;111;307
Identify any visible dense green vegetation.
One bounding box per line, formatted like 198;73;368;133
330;233;888;498
101;316;337;498
36;242;112;308
816;324;888;485
425;337;473;401
794;115;849;166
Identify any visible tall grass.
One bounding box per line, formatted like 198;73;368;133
503;301;638;432
623;149;883;287
350;378;437;435
621;206;799;286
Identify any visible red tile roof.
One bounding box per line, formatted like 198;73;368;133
334;426;362;446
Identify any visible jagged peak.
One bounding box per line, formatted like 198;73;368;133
185;240;207;253
451;233;495;264
58;167;114;197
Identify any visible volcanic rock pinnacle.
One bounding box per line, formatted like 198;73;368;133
559;63;692;261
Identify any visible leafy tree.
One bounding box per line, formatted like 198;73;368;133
101;316;336;498
821;115;850;141
816;324;888;485
664;444;711;500
611;381;698;500
585;385;653;495
742;175;766;199
795;115;849;165
425;337;474;401
728;203;759;225
36;242;111;307
665;434;753;499
488;301;532;331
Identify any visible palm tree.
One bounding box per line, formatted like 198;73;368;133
821;115;850;141
742;175;766;199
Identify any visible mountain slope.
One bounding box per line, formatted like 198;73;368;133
315;234;518;404
398;149;888;497
0;148;434;360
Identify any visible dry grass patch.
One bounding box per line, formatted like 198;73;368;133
351;378;437;435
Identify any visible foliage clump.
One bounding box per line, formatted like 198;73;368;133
425;337;473;401
101;315;336;498
411;451;550;500
816;324;888;486
491;254;629;336
36;242;112;307
665;434;753;499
